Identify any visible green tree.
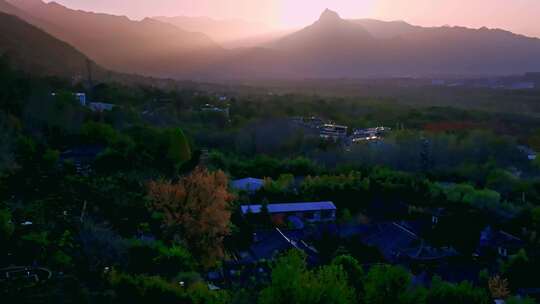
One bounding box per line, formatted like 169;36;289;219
81;121;120;145
259;250;354;304
463;189;501;209
426;276;489;304
42;148;60;168
126;239;195;277
506;296;537;304
109;271;229;304
259;250;308;304
165;128;191;170
485;169;518;198
501;249;531;289
443;183;475;204
0;113;17;173
332;255;364;299
531;207;540;232
364;265;412;304
0;208;14;241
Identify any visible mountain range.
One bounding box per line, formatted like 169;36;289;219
0;1;101;78
3;0;222;78
152;15;279;48
1;1;540;80
226;9;540;78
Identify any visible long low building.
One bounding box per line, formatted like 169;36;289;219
240;201;337;223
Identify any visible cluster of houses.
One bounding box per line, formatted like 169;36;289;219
200;94;231;117
320;124;348;141
351;126;391;143
217;176;528;290
72;92;115;112
430;74;539;90
291;117;347;141
291;116;390;143
201;103;230;117
53;92;115;112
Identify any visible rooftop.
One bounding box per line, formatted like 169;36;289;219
232;177;264;184
241;201;336;215
231;178;265;192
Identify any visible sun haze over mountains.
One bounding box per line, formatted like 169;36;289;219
43;0;540;38
1;0;540;80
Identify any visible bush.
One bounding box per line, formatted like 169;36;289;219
259;250;355;304
0;208;14;241
109;271;228;304
126;239;195;277
364;265;412;304
426;276;489;304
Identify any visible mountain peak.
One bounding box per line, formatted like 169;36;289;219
7;0;44;7
319;9;341;23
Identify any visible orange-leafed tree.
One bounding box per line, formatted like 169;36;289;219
147;167;234;266
488;275;510;300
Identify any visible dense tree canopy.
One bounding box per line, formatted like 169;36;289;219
259;250;355;304
147;167;233;266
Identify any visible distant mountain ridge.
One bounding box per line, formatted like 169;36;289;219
4;0;222;77
1;3;539;80
270;9;374;52
207;9;540;79
0;5;102;78
349;19;420;39
152;15;276;48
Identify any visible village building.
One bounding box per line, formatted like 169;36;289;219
361;222;457;263
351;126;390;143
320;124;348;141
303;116;325;128
88;102;115;112
240;201;337;224
201;104;230;117
74;93;87;106
231;178;265;193
476;226;525;258
239;228;318;264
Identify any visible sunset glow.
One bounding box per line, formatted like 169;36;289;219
46;0;540;37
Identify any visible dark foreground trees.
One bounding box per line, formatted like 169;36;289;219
259;250;354;304
258;250;495;304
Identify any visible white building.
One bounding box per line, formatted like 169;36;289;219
74;93;87;106
320;124;348;141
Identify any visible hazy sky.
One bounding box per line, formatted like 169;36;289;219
46;0;540;37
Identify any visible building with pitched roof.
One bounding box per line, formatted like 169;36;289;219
361;222;456;263
240;201;337;224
